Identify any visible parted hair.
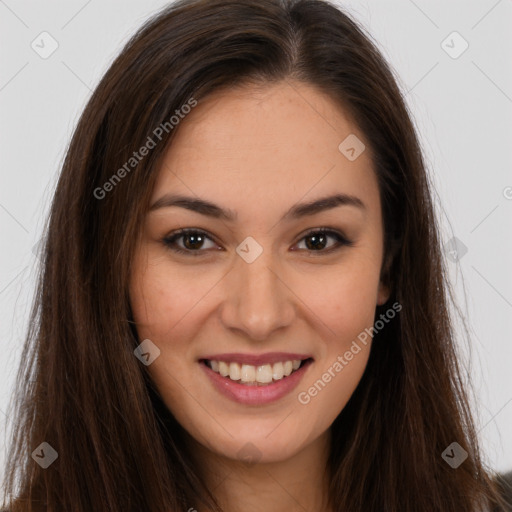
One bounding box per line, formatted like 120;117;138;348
2;0;509;510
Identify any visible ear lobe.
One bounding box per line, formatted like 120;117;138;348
377;280;391;306
377;237;400;306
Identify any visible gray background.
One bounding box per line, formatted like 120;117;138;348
1;0;511;487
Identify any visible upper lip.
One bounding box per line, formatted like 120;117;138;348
199;352;313;366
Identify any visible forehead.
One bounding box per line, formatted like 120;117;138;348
151;80;380;221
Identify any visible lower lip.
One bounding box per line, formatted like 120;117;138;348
199;359;313;405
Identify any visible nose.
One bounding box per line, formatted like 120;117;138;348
219;248;296;341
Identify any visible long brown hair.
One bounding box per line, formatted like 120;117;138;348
2;0;508;510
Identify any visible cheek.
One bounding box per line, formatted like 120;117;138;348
129;267;197;410
291;253;380;413
129;260;216;391
295;270;376;424
298;256;381;343
129;259;214;337
297;342;371;438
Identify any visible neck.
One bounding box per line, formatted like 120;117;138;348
185;429;333;512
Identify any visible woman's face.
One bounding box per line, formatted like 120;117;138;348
129;80;390;464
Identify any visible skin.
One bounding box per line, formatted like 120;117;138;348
129;79;391;512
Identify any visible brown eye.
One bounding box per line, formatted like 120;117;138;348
162;227;354;258
304;232;330;250
163;229;218;256
180;231;208;250
294;229;354;254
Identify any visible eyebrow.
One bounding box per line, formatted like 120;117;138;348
148;193;366;221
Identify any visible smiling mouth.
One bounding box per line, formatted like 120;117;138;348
199;358;314;386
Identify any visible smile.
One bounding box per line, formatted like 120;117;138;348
198;354;314;405
203;358;308;385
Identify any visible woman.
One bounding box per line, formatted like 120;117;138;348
2;0;510;510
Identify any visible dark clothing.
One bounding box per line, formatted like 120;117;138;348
495;470;512;511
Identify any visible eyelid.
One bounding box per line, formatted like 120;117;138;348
162;226;354;256
298;226;351;243
292;226;354;253
163;227;221;255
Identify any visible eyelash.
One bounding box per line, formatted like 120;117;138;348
162;227;354;257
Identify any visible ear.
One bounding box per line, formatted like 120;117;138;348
376;237;399;306
377;280;391;306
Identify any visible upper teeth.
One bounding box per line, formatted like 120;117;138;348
208;359;302;385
